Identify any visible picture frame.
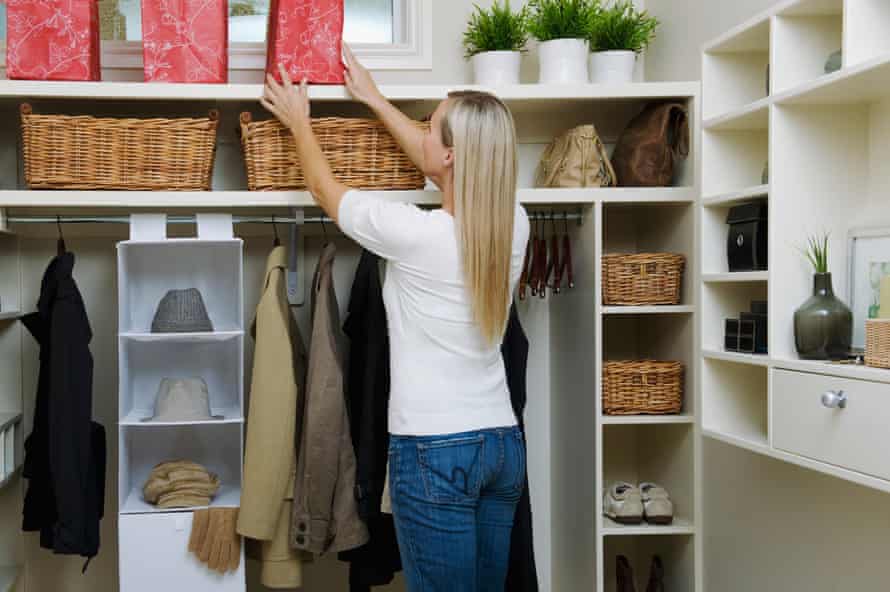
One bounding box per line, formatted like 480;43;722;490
847;227;890;348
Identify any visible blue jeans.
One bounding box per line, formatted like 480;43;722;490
388;426;526;592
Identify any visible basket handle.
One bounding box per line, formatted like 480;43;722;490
240;112;253;125
208;109;220;122
20;103;32;116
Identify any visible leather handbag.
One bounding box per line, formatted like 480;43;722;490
611;102;690;187
535;124;617;188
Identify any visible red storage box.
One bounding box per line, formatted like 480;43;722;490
142;0;228;83
266;0;345;84
6;0;101;81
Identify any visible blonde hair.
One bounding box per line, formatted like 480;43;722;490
442;90;518;345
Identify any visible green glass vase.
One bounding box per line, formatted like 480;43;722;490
793;272;853;360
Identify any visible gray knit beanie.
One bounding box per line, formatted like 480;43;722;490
151;289;214;333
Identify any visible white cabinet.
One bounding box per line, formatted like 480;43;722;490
119;513;244;592
773;369;890;482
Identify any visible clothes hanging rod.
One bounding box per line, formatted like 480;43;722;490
5;212;584;225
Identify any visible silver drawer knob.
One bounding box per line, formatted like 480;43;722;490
821;390;847;409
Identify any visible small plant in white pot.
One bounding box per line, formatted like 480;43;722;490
528;0;599;84
587;0;658;83
463;1;529;86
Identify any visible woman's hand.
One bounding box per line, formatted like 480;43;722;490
342;44;385;110
261;65;310;132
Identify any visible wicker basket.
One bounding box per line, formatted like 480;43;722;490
20;104;219;191
602;253;685;305
865;319;890;369
239;113;427;191
603;360;684;415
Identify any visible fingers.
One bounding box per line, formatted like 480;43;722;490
259;96;280;119
188;509;210;555
342;42;354;67
278;64;293;90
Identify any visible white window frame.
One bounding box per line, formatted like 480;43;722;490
0;0;431;72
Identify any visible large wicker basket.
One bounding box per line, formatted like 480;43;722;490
20;104;219;191
603;360;684;415
865;319;890;369
239;113;427;191
602;253;685;305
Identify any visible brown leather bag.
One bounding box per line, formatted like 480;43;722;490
535;124;617;188
611;102;690;187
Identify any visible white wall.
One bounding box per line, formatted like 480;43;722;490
645;2;890;591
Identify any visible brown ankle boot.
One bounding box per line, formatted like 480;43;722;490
617;555;637;592
645;555;664;592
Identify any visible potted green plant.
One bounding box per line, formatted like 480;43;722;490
793;233;853;360
587;0;658;83
528;0;599;84
463;1;529;85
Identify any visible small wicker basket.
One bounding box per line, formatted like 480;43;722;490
602;253;685;306
865;319;890;369
603;360;684;415
239;113;427;191
20;104;219;191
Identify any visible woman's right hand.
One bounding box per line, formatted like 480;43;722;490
342;43;385;110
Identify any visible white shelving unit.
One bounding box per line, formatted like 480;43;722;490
0;77;702;592
702;0;890;496
117;232;245;591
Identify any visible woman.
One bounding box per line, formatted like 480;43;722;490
261;46;530;591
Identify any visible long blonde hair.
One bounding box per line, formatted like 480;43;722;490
442;90;518;345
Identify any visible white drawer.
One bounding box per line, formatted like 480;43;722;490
119;512;245;592
772;369;890;481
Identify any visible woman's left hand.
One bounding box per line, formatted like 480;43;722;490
261;65;310;132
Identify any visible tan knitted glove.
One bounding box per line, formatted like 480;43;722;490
189;508;211;555
197;507;241;574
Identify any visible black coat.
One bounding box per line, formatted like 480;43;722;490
341;250;538;591
21;252;106;564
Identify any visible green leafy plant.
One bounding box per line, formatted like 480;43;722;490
463;1;530;59
527;0;599;42
588;0;659;53
230;1;257;17
802;232;830;273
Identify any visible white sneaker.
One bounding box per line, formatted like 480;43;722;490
603;482;644;525
640;482;673;525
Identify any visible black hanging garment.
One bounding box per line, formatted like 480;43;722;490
21;252;106;567
502;305;539;592
340;249;539;591
339;249;402;591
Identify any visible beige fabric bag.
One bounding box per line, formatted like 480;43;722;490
535;124;617;188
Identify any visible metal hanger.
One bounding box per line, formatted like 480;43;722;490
545;211;559;294
536;214;548;299
56;215;66;256
560;212;574;290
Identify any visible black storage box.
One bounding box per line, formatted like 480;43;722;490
726;201;768;271
741;312;768;354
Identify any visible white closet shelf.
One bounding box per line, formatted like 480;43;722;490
0;80;700;103
0;413;22;433
703;184;768;207
702;349;771;366
601;516;695;536
774;52;890;106
704;97;770;131
119;331;244;343
0;187;696;209
602;305;695;315
601;414;695;425
120;484;241;515
0;565;21;592
120;408;244;426
772;358;890;385
0;311;21;322
704;426;890;494
702;271;768;283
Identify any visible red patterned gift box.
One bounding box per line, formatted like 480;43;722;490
142;0;228;83
6;0;101;81
266;0;345;84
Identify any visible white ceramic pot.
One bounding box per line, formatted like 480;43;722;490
589;50;636;83
472;50;522;86
537;38;589;84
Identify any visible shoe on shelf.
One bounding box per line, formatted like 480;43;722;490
617;555;637;592
640;482;674;525
604;482;643;525
646;555;665;592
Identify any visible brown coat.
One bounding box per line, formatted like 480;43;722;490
237;246;307;588
291;243;369;554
